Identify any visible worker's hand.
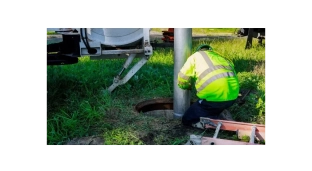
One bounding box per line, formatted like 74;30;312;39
185;83;192;90
178;82;192;90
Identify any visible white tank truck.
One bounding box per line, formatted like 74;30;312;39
47;28;153;92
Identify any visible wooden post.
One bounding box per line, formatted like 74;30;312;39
245;28;254;49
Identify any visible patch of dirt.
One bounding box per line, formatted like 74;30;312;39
138;121;206;145
140;132;156;145
66;136;104;145
169;124;196;137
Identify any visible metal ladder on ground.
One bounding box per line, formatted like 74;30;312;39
186;117;265;145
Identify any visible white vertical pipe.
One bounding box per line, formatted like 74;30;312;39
173;28;192;118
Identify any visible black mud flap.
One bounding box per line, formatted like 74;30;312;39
47;53;78;65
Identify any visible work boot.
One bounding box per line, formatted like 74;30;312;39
219;109;234;121
191;122;205;129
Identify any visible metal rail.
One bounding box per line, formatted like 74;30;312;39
200;117;265;144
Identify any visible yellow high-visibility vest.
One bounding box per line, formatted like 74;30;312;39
178;50;239;101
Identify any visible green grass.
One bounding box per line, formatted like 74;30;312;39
151;28;237;35
47;31;58;35
47;29;265;145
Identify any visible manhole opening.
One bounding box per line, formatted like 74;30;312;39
135;98;193;119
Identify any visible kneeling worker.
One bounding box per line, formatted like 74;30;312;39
177;45;239;127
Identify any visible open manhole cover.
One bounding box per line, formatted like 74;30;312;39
135;98;175;119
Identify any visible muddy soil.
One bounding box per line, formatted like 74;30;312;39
137;124;207;145
66;136;104;145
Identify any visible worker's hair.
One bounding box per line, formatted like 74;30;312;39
199;47;209;51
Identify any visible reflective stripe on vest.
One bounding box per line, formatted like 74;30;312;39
197;72;235;92
178;71;189;80
196;51;235;91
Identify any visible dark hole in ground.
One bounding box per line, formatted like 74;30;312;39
135;98;174;113
135;98;195;119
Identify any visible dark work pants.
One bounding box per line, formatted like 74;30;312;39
182;99;236;126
